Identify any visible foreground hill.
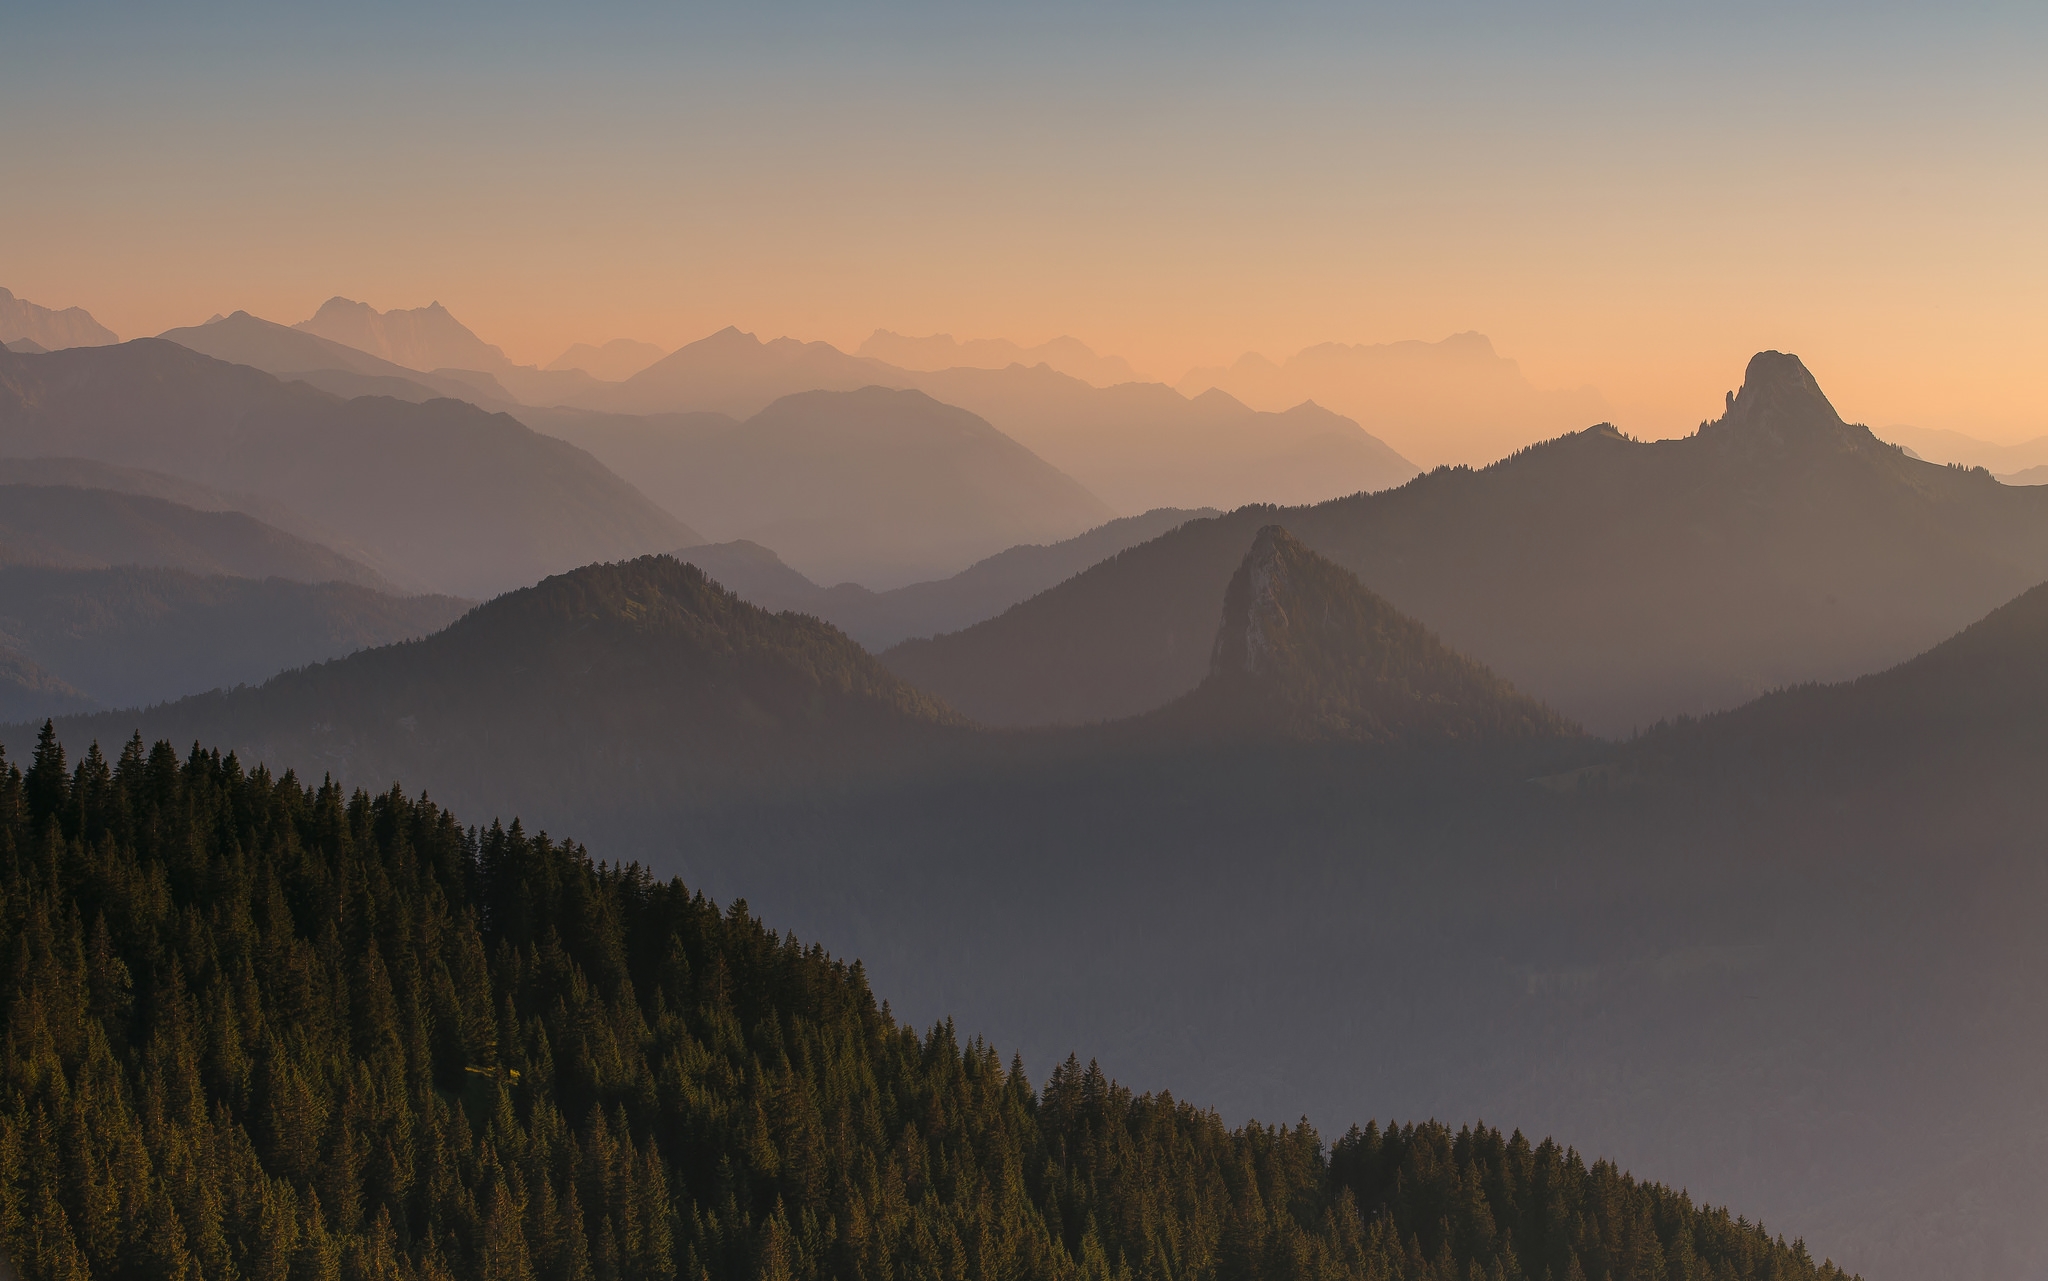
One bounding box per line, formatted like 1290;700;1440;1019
1147;526;1578;744
0;566;468;715
886;351;2048;733
543;387;1115;586
680;506;1217;648
593;327;1419;512
0;728;1857;1281
0;340;696;596
0;484;393;588
21;556;964;820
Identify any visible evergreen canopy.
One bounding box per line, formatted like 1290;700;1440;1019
0;726;1852;1281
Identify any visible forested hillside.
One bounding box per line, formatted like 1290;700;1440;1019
0;730;1854;1281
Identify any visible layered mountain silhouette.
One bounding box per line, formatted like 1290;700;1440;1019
3;339;47;355
159;310;517;404
0;285;118;350
591;326;1418;512
1179;331;1609;469
0;645;93;721
545;336;666;380
1151;526;1577;744
0;485;394;588
0;340;696;596
886;352;2048;733
858;329;1141;385
294;296;603;405
544;387;1114;586
296;295;514;372
20;555;966;826
0;566;467;715
679;506;1217;648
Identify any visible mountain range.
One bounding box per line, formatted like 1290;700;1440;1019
541;386;1115;586
545;335;666;380
16;496;2048;1274
677;505;1216;648
885;351;2048;734
857;328;1142;385
0;565;467;717
0;338;695;597
294;295;608;405
593;326;1419;512
0;285;119;350
0;483;393;589
1179;331;1610;469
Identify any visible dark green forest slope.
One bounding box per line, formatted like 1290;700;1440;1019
0;730;1852;1281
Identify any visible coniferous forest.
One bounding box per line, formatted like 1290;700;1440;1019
0;728;1852;1281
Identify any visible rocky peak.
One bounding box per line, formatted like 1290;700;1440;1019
1702;351;1862;450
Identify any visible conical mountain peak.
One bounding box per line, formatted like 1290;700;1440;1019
1173;525;1577;744
1704;350;1860;449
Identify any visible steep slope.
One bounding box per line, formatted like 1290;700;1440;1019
887;352;2048;733
0;485;394;588
594;328;1417;512
0;738;1857;1281
0;285;119;349
0;566;468;714
1152;526;1576;744
0;340;697;596
24;555;965;827
1179;331;1609;469
681;506;1218;648
858;329;1141;385
544;387;1115;587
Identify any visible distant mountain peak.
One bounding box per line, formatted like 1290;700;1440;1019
1173;525;1577;744
1705;350;1859;450
296;296;511;373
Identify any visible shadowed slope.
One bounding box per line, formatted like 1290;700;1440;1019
1156;526;1577;743
0;340;696;596
887;352;2048;733
16;556;966;832
0;485;394;589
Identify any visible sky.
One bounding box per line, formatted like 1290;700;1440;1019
4;0;2045;441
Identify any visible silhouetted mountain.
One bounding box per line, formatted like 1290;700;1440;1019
1876;422;2048;473
1179;331;1609;469
0;484;394;588
543;386;1114;586
886;352;2048;733
1151;526;1577;744
0;340;697;596
601;325;894;416
0;645;93;720
858;329;1141;385
159;310;516;403
0;565;467;715
0;285;118;350
290;296;619;406
546;336;666;380
679;506;1219;648
296;294;514;371
25;555;965;823
595;327;1418;512
2;339;46;355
